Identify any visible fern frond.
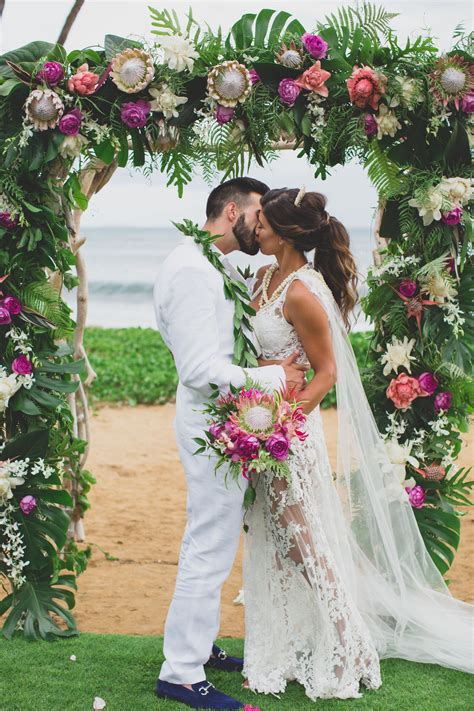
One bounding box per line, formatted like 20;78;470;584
320;2;398;43
364;141;407;198
20;280;73;330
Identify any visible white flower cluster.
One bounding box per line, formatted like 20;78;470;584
369;253;420;280
409;176;473;226
82;117;112;144
6;326;32;354
157;34;199;73
30;457;54;479
0;502;29;587
389;76;423;109
380;335;416;376
306;93;327;141
149;83;187;120
428;412;450;437
384;410;408;438
375;104;402;139
442;299;465;337
0;368;22;414
427;106;452;139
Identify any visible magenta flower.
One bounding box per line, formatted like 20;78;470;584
418;372;439;396
461;92;474;113
0;212;18;230
441;206;463;225
36;61;64;87
446;257;456;275
12;355;33;375
237;434;260;460
405;484;425;509
1;295;22;314
399;279;418;298
266;432;290;460
248;69;260;85
278;78;301;106
20;495;37;515
209;422;224;438
120;99;151;128
301;33;328;59
0;306;11;325
59;108;83;136
215;105;235;124
364;113;377;137
434;390;452;412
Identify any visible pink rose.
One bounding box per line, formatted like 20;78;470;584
364;113;377;136
399;279;417;298
0;306;11;325
68;63;99;96
36;61;64;87
1;295;21;314
295;61;331;97
248;69;260;85
461;91;474;113
120;99;151;129
347;65;387;110
237;434;260;459
434;390;452;412
209;422;224;438
20;495;37;515
278;78;301;106
12;355;33;375
59;108;83;136
386;372;423;411
441;206;462;225
418;372;439;396
0;212;18;230
215;105;235;124
405;485;425;509
301;33;328;59
266;432;290;460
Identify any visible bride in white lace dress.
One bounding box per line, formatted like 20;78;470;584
241;188;473;702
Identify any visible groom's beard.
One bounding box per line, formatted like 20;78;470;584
233;214;259;256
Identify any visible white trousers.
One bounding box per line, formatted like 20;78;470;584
159;442;245;684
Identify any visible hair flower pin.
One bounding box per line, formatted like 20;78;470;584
294;185;306;207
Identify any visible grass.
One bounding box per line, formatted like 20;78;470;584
84;328;372;408
0;634;472;710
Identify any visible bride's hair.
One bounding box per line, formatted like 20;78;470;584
260;188;358;329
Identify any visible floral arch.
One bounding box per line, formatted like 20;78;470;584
0;4;472;639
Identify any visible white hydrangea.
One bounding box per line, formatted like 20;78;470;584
380;335;417;376
157;34;199;73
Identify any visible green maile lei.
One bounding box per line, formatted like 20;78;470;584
174;219;259;368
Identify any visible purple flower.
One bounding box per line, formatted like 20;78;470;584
405;484;425;509
20;495;37;515
446;257;456;275
0;306;11;325
301;33;328;59
12;355;33;375
364;113;377;137
441;206;462;225
36;61;64;87
399;279;418;298
278;78;301;107
237;434;260;460
59;108;83;136
266;432;290;460
120;100;151;129
209;422;224;438
434;390;452;412
248;69;260;85
0;212;18;230
461;91;474;113
215;105;235;124
418;372;439;396
1;295;22;314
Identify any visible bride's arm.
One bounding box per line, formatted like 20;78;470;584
283;280;337;414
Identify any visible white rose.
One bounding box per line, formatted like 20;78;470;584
158;35;199;73
438;177;473;205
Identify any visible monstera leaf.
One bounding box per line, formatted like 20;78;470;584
0;41;56;78
414;506;461;575
225;9;306;50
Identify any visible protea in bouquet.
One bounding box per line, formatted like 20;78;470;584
194;379;308;509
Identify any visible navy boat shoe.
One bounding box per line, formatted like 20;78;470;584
204;644;244;672
155;679;244;709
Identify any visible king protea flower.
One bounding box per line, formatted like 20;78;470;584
207;60;252;107
429;55;474;110
24;88;64;130
230;390;276;438
275;41;304;68
111;48;155;93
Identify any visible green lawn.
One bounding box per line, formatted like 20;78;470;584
0;634;472;710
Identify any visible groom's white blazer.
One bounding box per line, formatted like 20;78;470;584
154;235;285;453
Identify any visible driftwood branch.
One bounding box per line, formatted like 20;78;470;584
57;0;85;45
0;1;5;19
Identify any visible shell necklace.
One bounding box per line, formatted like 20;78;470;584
260;262;311;307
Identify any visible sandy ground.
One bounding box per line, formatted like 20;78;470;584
72;404;474;638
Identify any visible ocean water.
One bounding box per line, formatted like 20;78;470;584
64;226;376;331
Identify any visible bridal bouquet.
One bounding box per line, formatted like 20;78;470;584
194;379;308;509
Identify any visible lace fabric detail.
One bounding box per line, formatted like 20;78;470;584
243;268;382;700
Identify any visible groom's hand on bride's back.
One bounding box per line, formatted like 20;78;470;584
259;351;308;394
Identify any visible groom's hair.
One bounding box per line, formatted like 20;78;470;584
206;177;270;219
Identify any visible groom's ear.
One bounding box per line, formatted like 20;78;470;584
224;201;238;223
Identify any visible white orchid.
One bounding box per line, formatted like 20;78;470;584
384;438;420;483
158;34;199;73
0;459;26;501
149;83;187;119
380;335;417;376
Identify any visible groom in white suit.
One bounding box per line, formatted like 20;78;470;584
154;178;307;710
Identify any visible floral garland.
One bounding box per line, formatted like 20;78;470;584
174;219;258;367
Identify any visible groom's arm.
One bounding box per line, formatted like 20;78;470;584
159;267;285;396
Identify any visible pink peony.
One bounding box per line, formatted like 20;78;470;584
20;495;37;515
399;279;418;298
347;65;387;110
364;113;377;136
266;432;290;460
237;434;260;459
36;61;64;87
68;63;99;96
441;206;463;225
59;108;83;136
278;78;301;106
461;91;474;113
295;61;331;97
386;372;423;411
248;69;260;85
405;484;425;509
215;105;235;124
12;355;33;375
1;295;21;314
418;372;439;396
434;390;453;412
0;212;18;230
120;99;151;128
0;306;11;325
301;33;328;59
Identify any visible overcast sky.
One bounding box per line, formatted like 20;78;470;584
1;1;472;228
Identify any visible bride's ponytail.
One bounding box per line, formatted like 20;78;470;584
260;188;359;329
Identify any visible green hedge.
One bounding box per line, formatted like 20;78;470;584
84;327;372;407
